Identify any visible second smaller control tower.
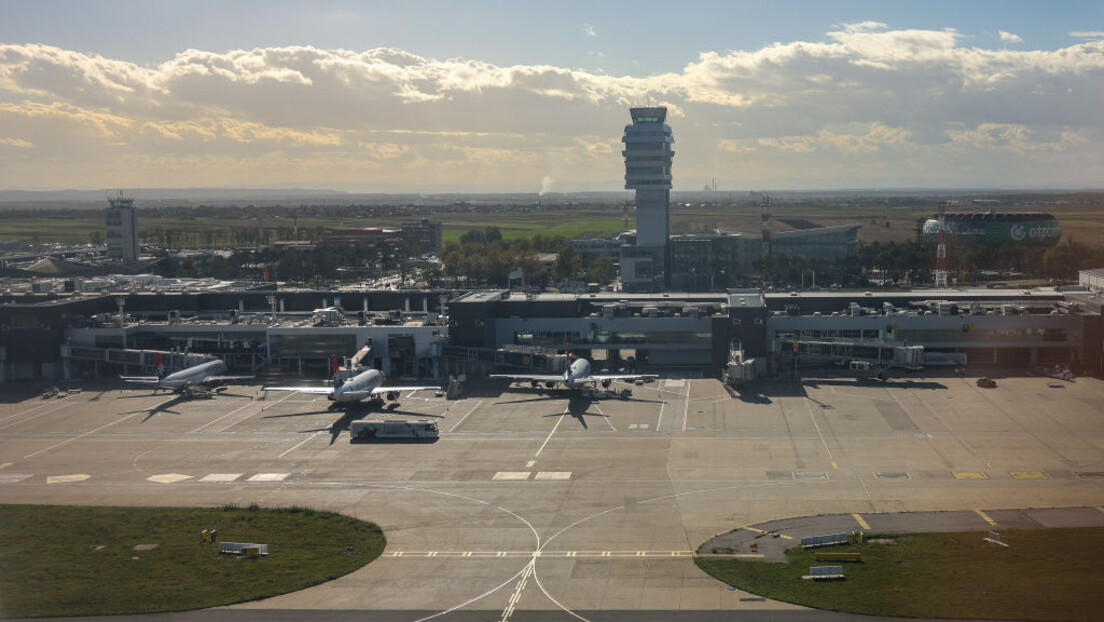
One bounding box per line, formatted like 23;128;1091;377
622;107;674;289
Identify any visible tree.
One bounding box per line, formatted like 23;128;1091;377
584;255;615;284
552;245;582;281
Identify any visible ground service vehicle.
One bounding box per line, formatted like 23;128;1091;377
350;420;439;441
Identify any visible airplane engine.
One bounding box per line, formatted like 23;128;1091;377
601;379;613;389
385;391;400;402
544;381;556;389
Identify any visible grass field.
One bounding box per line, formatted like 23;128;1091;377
695;528;1104;622
0;504;385;618
3;203;1104;247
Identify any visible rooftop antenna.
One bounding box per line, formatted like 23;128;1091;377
934;200;949;288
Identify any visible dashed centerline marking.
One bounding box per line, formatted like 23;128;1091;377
975;509;998;526
247;473;289;482
46;474;90;484
851;513;871;530
199;473;242;482
953;471;990;480
386;549;732;559
147;473;192;484
533;471;571;481
493;471;531;481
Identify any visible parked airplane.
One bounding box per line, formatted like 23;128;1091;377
261;355;440;405
491;353;657;390
120;355;253;396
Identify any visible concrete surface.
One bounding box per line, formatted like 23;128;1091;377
1;370;1102;621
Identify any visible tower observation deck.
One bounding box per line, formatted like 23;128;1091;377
622;107;675;289
106;193;139;263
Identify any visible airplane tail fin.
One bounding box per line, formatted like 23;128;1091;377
331;354;344;389
155;353;166;380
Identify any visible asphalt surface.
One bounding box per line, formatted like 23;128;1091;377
1;370;1102;620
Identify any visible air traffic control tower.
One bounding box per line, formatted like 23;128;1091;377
106;193;139;263
621;107;674;290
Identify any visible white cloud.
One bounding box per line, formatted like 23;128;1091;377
582;23;597;38
999;30;1023;43
1070;31;1104;38
0;26;1102;189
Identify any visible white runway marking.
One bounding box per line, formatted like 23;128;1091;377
534;406;567;457
248;472;289;482
199;473;242;482
534;472;571;480
681;380;692;432
447;400;483;433
147;473;192;484
190;392;294;434
24;411;144;459
493;471;532;481
278;430;326;458
592;403;616;432
46;474;90;484
0;401;73;430
0;473;31;483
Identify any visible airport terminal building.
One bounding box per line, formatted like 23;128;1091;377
1;280;1099;382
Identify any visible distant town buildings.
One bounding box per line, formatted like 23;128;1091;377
401;218;443;254
106;193;139;262
319;219;442;254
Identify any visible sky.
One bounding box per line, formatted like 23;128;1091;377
0;0;1102;192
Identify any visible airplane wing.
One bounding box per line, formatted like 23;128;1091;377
260;386;334;395
206;375;255;382
120;376;161;385
587;374;659;383
369;386;441;395
489;374;566;383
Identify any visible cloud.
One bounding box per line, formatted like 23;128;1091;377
0;26;1102;190
582;23;597;38
999;30;1023;43
1070;31;1104;38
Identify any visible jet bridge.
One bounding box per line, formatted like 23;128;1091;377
775;338;924;378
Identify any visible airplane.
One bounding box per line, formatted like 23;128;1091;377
120;355;253;397
490;351;657;391
261;355;440;406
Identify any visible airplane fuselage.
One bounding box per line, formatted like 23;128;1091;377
562;358;592;388
158;360;228;391
331;368;387;403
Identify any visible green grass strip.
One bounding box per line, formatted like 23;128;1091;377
696;528;1104;622
0;504;385;618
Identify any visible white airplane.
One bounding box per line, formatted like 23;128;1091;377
262;355;440;405
120;355;253;395
491;353;657;390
